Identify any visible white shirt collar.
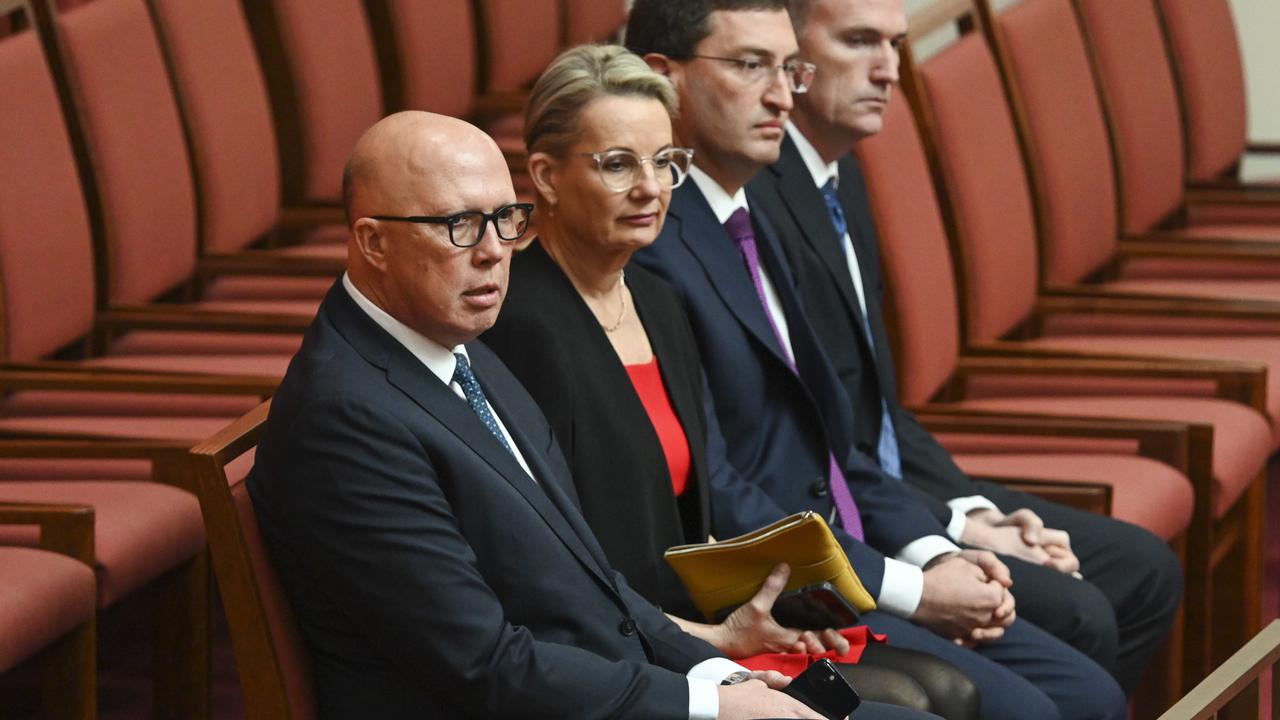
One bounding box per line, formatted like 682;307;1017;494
689;165;751;224
786;121;839;191
341;272;466;387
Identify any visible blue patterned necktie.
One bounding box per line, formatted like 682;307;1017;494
820;178;901;479
452;353;514;456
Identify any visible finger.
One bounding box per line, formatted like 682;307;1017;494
993;588;1017;624
969;625;1006;644
750;670;792;690
972;551;1013;587
1040;528;1071;549
799;630;825;655
821;628;850;655
1006;509;1044;544
750;563;791;612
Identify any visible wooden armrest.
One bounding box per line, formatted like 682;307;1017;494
1183;185;1280;205
911;408;1189;472
98;305;312;334
1118;235;1280;261
0;363;278;396
471;91;529;119
199;251;344;278
1245;141;1280;155
0;502;95;565
275;204;346;226
1037;287;1280;324
1159;619;1280;719
952;350;1266;411
0;437;197;491
971;478;1111;516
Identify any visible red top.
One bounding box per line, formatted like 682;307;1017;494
625;356;692;497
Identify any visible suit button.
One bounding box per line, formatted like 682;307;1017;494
619;618;637;637
810;478;829;498
856;441;874;455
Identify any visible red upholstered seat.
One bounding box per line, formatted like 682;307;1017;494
3;390;262;419
951;454;1193;541
933;433;1137;456
476;0;560;95
951;396;1268;520
0;459;151;481
0;415;234;442
0;546;96;672
81;353;293;378
0;482;205;607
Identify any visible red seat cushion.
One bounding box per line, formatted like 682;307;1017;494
0;481;205;606
1019;334;1280;443
1098;277;1280;303
949;396;1269;519
950;453;1193;540
0;415;232;442
0;546;96;672
0;459;150;481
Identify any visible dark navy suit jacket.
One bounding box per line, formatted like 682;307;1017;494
633;181;949;598
248;282;719;719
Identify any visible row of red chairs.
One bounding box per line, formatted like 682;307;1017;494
0;0;1274;717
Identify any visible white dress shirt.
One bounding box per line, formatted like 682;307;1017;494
691;166;962;616
785;124;1000;547
342;273;740;718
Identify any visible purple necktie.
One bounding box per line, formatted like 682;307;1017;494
724;208;864;540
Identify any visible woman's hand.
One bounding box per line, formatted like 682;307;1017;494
714;563;851;658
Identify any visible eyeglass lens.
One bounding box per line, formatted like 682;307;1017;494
449;205;531;246
597;150;692;192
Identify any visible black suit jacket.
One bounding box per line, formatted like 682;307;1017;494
633;181;951;598
748;136;995;514
248;281;719;720
483;243;710;617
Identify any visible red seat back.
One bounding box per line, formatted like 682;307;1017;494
0;27;97;361
563;0;626;44
1071;0;1185;234
144;0;281;255
1154;0;1248;184
375;0;477;118
244;0;382;204
995;0;1117;286
915;33;1040;345
854;100;962;407
54;0;198;305
475;0;560;93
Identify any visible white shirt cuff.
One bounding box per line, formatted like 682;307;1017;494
687;657;750;720
944;496;1001;541
896;535;961;569
874;558;925;617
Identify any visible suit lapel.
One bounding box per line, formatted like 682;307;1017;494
326;284;618;591
669;184;795;370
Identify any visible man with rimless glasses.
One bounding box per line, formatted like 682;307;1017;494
629;1;1127;719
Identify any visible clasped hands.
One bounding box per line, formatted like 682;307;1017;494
915;549;1016;646
961;508;1081;578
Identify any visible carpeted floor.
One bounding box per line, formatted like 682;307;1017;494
3;467;1278;718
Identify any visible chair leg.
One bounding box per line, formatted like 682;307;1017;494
43;615;97;720
153;549;211;720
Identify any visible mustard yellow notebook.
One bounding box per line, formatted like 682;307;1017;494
663;511;876;622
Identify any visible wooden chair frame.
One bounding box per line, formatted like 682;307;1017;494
0;501;96;719
899;0;1269;702
186;400;316;720
1159;619;1280;720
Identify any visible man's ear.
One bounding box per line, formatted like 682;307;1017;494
351;217;390;271
527;152;559;207
644;53;672;76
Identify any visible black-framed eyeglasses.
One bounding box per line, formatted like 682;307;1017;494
681;54;817;94
579;147;695;193
370;202;534;248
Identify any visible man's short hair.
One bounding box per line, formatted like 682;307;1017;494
624;0;791;59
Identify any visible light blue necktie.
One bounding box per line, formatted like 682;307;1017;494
452;353;514;456
821;178;901;479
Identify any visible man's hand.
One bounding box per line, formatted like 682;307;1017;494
717;679;824;719
914;550;1015;644
962;509;1081;577
716;564;851;657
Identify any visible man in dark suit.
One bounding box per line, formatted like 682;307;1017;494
246;111;861;719
627;2;1127;719
745;0;1181;695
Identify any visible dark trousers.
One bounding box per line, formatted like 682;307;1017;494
978;482;1184;694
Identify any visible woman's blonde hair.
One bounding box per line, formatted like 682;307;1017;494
524;44;678;157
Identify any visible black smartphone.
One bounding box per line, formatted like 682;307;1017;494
784;658;862;720
771;582;861;630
